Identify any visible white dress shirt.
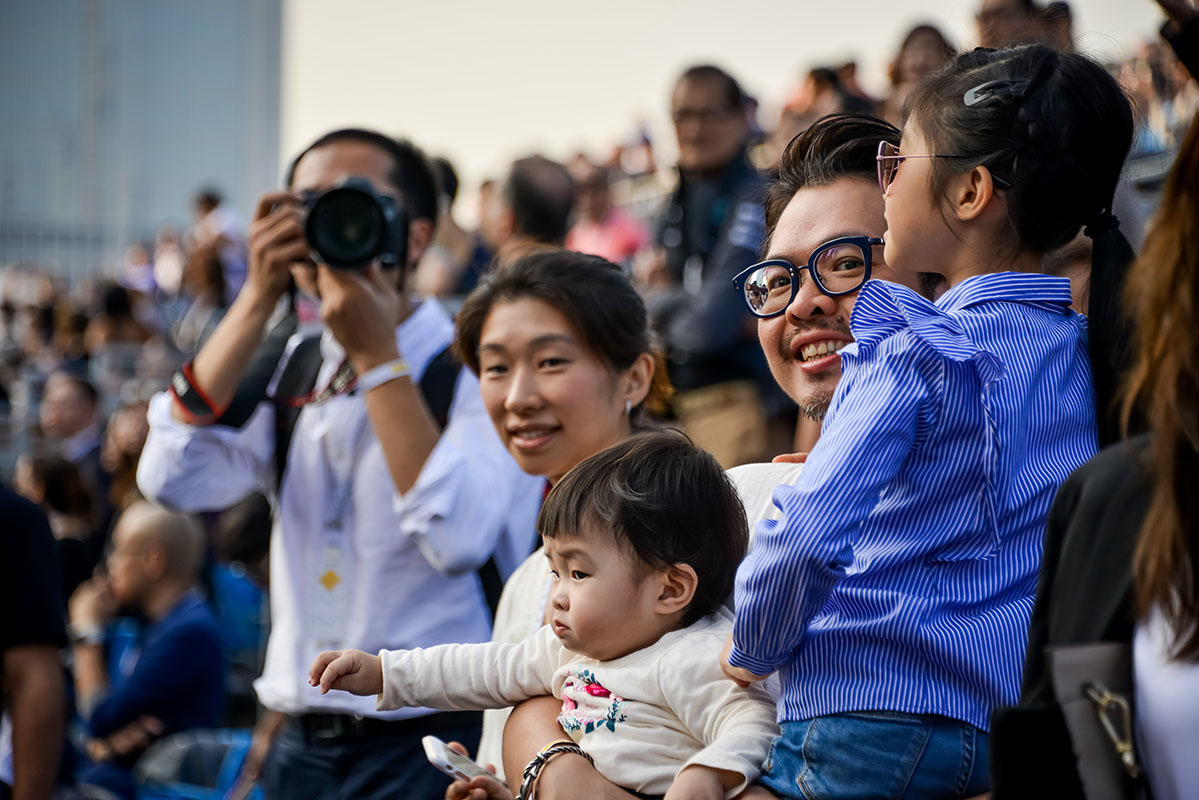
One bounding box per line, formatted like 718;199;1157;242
138;299;544;719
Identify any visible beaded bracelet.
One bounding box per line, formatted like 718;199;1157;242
516;739;593;800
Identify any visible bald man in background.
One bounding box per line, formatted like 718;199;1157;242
69;502;226;800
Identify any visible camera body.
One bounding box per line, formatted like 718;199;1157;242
301;177;408;270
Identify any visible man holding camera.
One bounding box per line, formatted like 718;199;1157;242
138;129;543;800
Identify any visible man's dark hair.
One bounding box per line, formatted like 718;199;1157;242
284;128;439;224
433;157;459;206
538;430;747;626
194;188;222;213
49;370;98;408
677;65;745;111
764;113;900;247
503;156;574;246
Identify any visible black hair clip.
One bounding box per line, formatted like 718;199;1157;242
964;79;1031;107
1084;211;1121;240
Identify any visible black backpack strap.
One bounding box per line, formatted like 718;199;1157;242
414;345;504;617
417;344;460;429
270;336;323;491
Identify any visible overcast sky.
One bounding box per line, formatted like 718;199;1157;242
283;0;1164;213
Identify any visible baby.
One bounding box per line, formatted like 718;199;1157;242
310;431;779;799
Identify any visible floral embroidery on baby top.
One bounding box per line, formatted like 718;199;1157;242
558;668;628;736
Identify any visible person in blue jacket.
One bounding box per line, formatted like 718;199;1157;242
69;501;226;799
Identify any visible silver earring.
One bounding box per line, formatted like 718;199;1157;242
625;400;632;415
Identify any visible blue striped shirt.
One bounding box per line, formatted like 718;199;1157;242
730;273;1097;730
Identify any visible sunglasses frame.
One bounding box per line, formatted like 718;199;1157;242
731;235;884;318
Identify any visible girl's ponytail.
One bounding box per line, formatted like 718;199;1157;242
1085;213;1138;447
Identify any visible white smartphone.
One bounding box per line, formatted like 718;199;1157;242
421;735;493;782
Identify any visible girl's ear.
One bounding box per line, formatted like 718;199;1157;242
949;165;1001;223
654;563;698;616
621;351;654;410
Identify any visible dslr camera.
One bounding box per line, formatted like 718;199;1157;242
301;177;408;270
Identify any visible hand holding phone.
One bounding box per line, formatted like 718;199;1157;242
422;735;494;782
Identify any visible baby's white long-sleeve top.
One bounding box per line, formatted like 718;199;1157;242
377;613;779;796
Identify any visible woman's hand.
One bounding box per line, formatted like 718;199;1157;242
771;452;808;464
444;742;511;800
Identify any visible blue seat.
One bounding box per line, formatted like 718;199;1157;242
133;728;261;800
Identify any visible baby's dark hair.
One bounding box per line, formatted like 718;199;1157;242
538;431;748;626
905;45;1132;256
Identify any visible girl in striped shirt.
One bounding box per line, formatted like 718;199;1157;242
724;45;1136;799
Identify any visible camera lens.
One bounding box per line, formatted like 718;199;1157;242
306;187;385;269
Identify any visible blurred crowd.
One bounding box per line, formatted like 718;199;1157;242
1;0;1196;798
5;1;1193;484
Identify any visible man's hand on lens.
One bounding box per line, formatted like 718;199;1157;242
247;191;309;308
317;262;404;372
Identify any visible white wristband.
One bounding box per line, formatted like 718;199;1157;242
357;358;410;393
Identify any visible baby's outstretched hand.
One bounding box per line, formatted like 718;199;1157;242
308;649;383;696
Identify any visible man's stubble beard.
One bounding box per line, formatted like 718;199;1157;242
778;316;850;423
799;398;830;422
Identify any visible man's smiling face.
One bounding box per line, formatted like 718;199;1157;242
757;176;918;420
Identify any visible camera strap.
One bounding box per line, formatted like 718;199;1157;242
287;357;357;408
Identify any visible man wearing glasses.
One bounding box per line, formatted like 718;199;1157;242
635;64;776;468
731;113;938;450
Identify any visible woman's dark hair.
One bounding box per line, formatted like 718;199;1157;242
29;456;95;524
454;250;673;419
1120;113;1199;660
764;113;901;249
538;430;748;626
905;45;1132;255
906;45;1136;444
888;24;957;87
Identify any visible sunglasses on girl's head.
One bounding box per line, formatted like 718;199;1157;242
731;235;883;318
875;140;1012;194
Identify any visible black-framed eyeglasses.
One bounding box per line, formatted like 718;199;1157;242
731;235;883;318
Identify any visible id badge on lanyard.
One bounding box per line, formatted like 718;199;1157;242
308;402;367;649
